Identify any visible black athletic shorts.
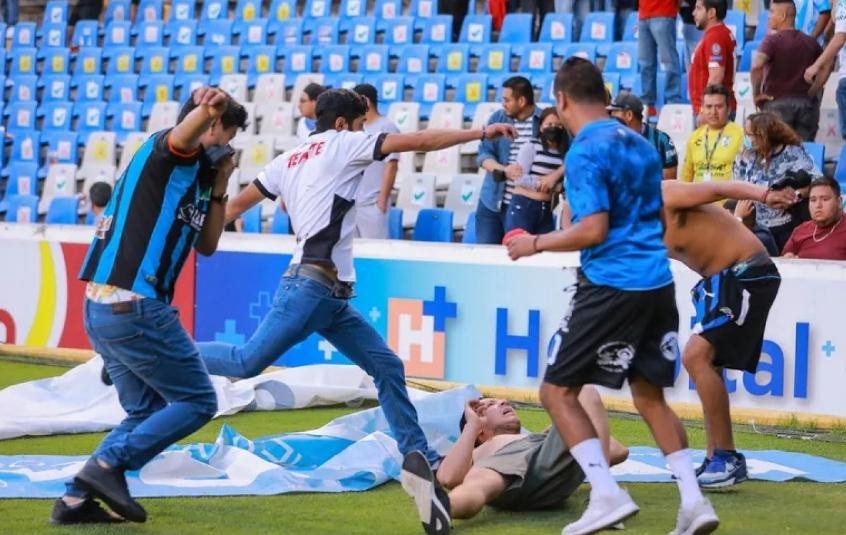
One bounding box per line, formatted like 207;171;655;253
544;271;680;389
691;254;781;372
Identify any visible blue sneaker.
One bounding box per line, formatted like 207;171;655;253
698;449;748;489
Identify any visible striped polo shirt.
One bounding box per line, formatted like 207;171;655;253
504;117;534;204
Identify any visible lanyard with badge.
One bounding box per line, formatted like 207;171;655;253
702;127;725;182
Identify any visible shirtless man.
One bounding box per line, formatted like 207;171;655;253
400;386;628;535
662;179;793;489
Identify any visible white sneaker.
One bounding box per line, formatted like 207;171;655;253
669;497;720;535
400;450;451;535
562;489;640;535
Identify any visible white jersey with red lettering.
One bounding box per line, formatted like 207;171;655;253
253;129;388;282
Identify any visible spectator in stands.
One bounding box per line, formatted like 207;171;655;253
734;111;819;250
805;0;846;134
88;182;112;225
782;177;846;259
689;0;736;122
476;76;542;244
794;0;831;39
638;0;684;117
554;0;590;39
69;0;103;31
751;0;827;142
680;0;703;69
682;84;744;182
520;0;556;40
1;0;18;25
353;83;400;239
608;92;679;179
441;0;470;41
724;199;781;256
505;106;568;235
296;83;326;141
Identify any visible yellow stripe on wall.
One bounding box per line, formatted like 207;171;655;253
25;241;57;346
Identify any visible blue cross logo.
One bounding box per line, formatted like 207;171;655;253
215;319;245;345
822;340;836;358
422;286;457;333
249;292;272;329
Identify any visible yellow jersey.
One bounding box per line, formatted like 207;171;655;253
681;122;744;182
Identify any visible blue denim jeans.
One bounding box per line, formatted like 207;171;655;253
197;271;440;465
2;0;18;25
837;78;846;139
638;17;683;106
504;194;555;235
474;201;507;245
67;298;218;497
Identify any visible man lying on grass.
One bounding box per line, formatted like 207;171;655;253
401;386;629;535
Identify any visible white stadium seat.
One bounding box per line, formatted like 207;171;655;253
396;172;437;228
38;164;77;214
146;100;179;133
444;173;484;229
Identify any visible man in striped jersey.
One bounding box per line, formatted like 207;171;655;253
50;87;246;526
476;76;543;244
607;93;678;180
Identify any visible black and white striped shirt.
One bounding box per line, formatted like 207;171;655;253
504;117;534;204
515;139;565;192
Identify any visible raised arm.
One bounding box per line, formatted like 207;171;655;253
660;180;795;210
437;401;485;489
380;124;516;155
169;87;228;154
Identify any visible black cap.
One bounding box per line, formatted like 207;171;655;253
606;92;644;116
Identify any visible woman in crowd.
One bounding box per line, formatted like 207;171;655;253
734;112;820;252
504;107;570;235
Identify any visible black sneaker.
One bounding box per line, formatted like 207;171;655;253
400;450;451;535
50;498;125;525
73;458;147;523
100;366;113;386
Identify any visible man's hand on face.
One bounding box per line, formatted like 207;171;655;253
463;400;487;433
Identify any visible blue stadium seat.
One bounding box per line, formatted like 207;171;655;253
43;0;69;24
420;14;452;53
104;21;132;47
304;17;340;45
172;46;205;76
280;45;314;80
46;197;80;224
476;44;511;88
201;0;228;20
836;146;846;187
304;0;332;18
136;20;165;46
71;21;100;47
39;46;70;75
175;74;210;98
499;13;533;43
104;0;132;23
413;208;454;242
207;45;241;85
5;131;42;169
562;42;597;63
11;22;38;48
200;19;234;46
269;18;303;45
603;72;621;99
436;44;470;76
374;0;403;19
5;195;40;223
411;74;446;119
343;16;377;45
803;142;825;173
171;0;197;21
10;48;38;76
39;22;67;48
334;73;364;90
140;74;175;116
39;74;71;102
540;12;574;48
409;0;438;18
356;44;390;74
459;14;492;44
396;44;430;74
517;43;553;74
104;47;136;75
738;41;760;72
167;20;199;45
107;102;143;143
5;102;38;133
340;0;369;18
319;45;351;87
236;0;264;21
380;16;415;53
374;74;405;111
753;10;769;42
0;164;38;212
725;10;747;48
579;12;614;43
461;211;476;243
8;75;38;102
105;73;140;103
455;74;488;120
41;131;79;170
234;18;269;45
388;207;403;239
271;206;291;234
604;42;638;76
136;0;164;25
243;45;278;87
73;47;103;76
38;101;74;132
137;46;171;76
622;11;638;41
72;74;105;102
241;204;263;233
74;102;108;142
269;0;297;21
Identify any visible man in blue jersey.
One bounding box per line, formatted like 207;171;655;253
50;87;247;526
507;58;718;535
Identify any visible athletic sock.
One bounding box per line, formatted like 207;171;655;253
570;438;621;499
666;449;704;509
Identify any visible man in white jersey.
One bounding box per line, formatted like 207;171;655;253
196;89;515;535
805;0;846;86
353;83;400;239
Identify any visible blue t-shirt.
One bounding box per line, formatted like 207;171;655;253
565;119;672;291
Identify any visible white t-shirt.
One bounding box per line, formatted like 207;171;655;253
254;129;388;282
836;0;846;77
356;116;400;206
